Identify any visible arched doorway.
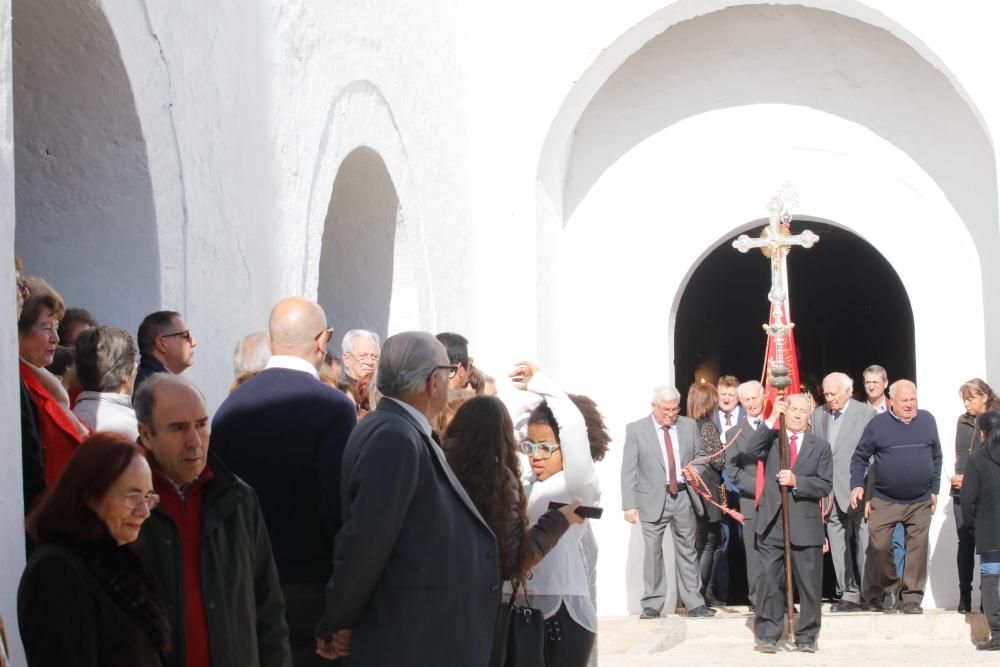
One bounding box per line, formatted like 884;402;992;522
316;147;399;340
674;221;916;403
12;0;159;330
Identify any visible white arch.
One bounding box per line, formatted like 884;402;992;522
302;79;435;333
549;105;980;614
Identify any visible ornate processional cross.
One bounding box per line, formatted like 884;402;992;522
731;183;818;389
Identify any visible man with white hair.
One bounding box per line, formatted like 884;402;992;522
742;394;833;653
724;380;767;610
850;380;941;615
813;372;876;612
213;297;356;665
341;329;380;415
315;331;500;665
232;330;271;378
621;385;716;619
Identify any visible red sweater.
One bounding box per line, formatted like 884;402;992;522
152;463;215;667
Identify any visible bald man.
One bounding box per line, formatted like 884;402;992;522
740;394;833;653
213;297;357;665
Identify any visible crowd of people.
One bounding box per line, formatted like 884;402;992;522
9;257;1000;665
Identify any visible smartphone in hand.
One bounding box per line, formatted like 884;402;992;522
548;501;603;519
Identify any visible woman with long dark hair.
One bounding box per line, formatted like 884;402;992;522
18;432;171;666
960;410;1000;650
952;378;1000;612
686;382;726;606
443;394;581;666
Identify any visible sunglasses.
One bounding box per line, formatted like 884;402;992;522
160;330;193;342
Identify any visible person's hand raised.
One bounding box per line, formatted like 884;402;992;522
510;361;539;391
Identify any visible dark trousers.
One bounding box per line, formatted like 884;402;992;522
754;516;823;644
282;582;329;666
695;517;723;599
543;603;596;667
867;497;932;604
954;499;976;593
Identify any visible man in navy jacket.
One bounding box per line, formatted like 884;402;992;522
213;297;356;665
850;380;941;614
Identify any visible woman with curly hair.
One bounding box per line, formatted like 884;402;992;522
443;394;581;666
687;382;726;606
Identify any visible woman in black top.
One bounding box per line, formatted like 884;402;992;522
952;379;1000;613
18;432;170;666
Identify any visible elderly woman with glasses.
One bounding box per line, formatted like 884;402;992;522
72;326;142;439
18;279;90;491
18;432;171;665
508;361;606;667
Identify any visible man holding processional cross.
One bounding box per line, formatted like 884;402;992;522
732;185;833;652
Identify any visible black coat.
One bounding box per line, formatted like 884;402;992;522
18;542;167;667
139;453;291;667
317;399;501;667
741;426;833;547
960;443;1000;554
212;367;357;585
20;379;45;516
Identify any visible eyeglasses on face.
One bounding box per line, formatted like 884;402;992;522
314;327;334;344
32;322;58;337
123;492;160;511
519;440;561;459
349;352;379;363
160;330;193;342
434;364;459;379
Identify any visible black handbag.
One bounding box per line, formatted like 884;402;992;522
495;579;546;667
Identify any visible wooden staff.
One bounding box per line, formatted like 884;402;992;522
776;390;795;639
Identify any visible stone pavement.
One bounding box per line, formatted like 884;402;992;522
597;605;996;666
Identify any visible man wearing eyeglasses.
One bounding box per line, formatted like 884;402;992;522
341;329;381;417
134;310;198;394
213;297;357;665
621;385;716;619
315;331;500;665
135;374;291;667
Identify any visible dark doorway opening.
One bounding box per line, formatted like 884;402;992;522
674;221;916;404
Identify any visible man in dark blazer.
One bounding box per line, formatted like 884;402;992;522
812;372;876;612
212;297;356;665
315;332;500;666
621;385;715;619
724;380;767;609
741;394;833;653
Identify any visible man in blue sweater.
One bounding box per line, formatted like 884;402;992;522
850;380;941;614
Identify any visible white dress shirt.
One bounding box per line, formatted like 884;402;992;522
265;354;320;379
653;416;683;483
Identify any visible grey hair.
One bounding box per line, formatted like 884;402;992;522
341;329;381;355
737;380;764;400
651;385;681;403
864;365;888;382
134;374;205;431
233;331;271;377
376;331;446;398
888;379;915;399
74;326;138;393
824;371;854;393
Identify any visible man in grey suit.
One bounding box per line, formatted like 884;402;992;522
724;380;767;609
621;385;715;619
315;332;500;665
742;394;833;653
813;372;876;612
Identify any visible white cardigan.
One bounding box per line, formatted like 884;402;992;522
517;372;601;632
73;392;139;440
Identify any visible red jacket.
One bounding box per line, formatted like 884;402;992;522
19;360;88;487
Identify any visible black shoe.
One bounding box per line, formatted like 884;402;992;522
831;600;863;613
959;591;972;614
704;591;725;607
795;641;817;653
755;639;778;653
901;602;923;614
881;592;899;613
686;605;716;618
977;638;1000;651
639;607;660;619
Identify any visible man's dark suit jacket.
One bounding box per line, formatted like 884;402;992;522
741;425;833;547
724;418;761;500
317;399;500;667
212;367;357;585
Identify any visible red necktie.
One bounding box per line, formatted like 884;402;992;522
663;427;678;496
790;433;798;468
